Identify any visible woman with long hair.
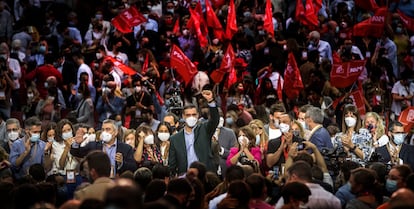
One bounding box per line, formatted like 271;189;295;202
156;122;172;166
134;125;163;169
363;112;389;148
227;126;262;167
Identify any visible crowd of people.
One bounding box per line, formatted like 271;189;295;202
1;0;414;209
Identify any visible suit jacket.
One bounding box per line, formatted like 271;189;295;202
375;143;414;170
217;127;236;176
168;105;219;176
76;98;95;128
309;126;333;151
70;140;137;174
74;177;115;201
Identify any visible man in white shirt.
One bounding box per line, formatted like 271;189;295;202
265;104;285;140
275;161;341;209
391;71;414;118
72;53;93;87
308;31;333;63
0;43;21;111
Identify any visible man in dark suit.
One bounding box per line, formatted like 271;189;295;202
70;119;137;176
375;121;414;170
212;116;237;177
169;88;219;176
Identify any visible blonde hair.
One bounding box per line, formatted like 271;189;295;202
249;119;269;151
364;112;385;138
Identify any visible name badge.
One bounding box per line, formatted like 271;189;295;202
66;170;76;183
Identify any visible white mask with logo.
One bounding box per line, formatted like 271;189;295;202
100;131;112;143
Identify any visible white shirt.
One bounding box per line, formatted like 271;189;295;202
269;127;282;140
269;72;284;92
76;63;93;87
107;51;129;65
275;183;341;209
51;141;79;175
7;57;21;89
391;81;414;116
209;193;227;209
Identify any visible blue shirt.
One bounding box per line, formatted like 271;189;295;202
9;138;45;179
103;140;118;176
184;127;198;168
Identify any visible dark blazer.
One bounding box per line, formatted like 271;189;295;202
217;127;237;176
375;144;414;170
168;105;219;176
70;140;137;174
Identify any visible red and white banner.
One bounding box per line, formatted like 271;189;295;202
111;6;147;33
330;60;366;88
398;106;414;132
206;0;224;40
398;10;414;32
104;56;137;75
170;45;198;85
353;7;387;38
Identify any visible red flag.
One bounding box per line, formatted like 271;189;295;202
398;106;414;132
188;3;208;47
211;0;225;9
277;74;283;101
141;53;149;75
349;89;366;116
397;10;414;32
295;0;319;27
210;45;235;83
330;60;366;88
225;0;237;40
170;45;198;85
283;53;304;100
173;19;180;36
353;7;387;38
206;0;224;40
227;67;237;89
333;51;341;64
104;56;137;75
111;6;147;33
264;0;274;36
354;0;379;11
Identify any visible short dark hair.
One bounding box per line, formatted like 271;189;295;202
246;174;266;199
225;165;245;183
189;161;206;181
393;165;413;182
86;151;111;177
269;103;286;115
287;161;312;182
183;104;197;112
134;167;152;190
281;182;311;204
24;116;42;129
167;178;193;196
389;121;404;132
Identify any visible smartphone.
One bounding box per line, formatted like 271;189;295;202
273;166;280;180
297;142;304;151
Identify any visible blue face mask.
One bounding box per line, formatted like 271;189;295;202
39;45;46;53
396;27;403;34
386;179;398;193
226;117;234;126
115;121;122;128
393;133;406;145
30;133;40;143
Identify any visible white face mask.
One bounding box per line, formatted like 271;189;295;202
62;131;73;140
100;131;113;143
255;134;261;145
47;137;54;142
344;116;357;127
238;136;248;146
8;131;19;141
88;133;96;142
217;117;224;128
279;123;290;134
158;132;170;142
96;52;103;60
144;134;155;144
135;86;142;92
185;116;198;128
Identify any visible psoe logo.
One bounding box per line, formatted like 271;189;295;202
407;109;414;122
335;65;344;74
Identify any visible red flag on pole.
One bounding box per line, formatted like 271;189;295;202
353;7;387;38
295;0;319;27
283;53;304;100
397;10;414;32
170;45;198;85
398;106;414;132
206;0;224;40
330;60;366;88
141;53;149;75
111;6;147;33
104;56;137;75
210;44;235;83
188;3;208;47
172;19;180;36
225;0;237;40
332;89;366;116
227;67;237;89
354;0;379;11
277;74;283;101
264;0;274;37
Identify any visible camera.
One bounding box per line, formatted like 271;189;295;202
166;86;183;116
297;142;305;151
